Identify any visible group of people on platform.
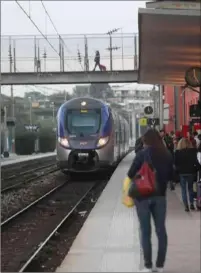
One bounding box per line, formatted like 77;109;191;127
129;128;201;272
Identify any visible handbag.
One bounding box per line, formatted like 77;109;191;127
128;151;158;198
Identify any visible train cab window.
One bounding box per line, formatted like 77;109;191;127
66;109;101;135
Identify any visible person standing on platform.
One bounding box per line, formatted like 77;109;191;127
159;129;167;148
193;131;201;148
127;129;173;272
174;138;198;211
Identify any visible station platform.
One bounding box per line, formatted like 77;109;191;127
56;152;200;273
0;152;56;167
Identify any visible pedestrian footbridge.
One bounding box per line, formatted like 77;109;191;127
0;70;138;85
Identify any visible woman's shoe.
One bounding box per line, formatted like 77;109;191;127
190;204;195;210
185;206;190;212
140;268;152;272
156;268;164;272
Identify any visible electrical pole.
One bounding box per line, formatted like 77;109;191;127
37;40;41;73
106;28;120;71
9;37;15;154
59;36;65;72
43;48;47;72
34;36;37;72
77;49;82;67
84;36;89;71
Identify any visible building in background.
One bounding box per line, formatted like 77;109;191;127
163;85;199;132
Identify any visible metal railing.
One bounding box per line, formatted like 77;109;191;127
1;33;139;72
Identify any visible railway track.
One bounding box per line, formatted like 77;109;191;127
1;179;105;272
1;159;57;193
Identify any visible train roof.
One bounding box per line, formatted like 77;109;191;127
60;97;109;110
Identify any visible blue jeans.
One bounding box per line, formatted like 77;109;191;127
135;196;167;269
179;174;194;207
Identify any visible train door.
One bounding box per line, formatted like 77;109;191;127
113;111;118;160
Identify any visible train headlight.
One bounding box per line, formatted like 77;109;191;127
97;136;109;147
58;137;69;148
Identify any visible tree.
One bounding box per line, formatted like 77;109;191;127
89;83;114;99
72;85;89;98
48;91;72;106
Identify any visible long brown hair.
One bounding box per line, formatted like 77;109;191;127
143;129;168;155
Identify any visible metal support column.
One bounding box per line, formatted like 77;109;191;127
3;106;9;157
84;36;89;71
174;86;180;131
182;90;186;125
9;37;15;153
34;36;37;72
159;85;164;129
134;35;137;69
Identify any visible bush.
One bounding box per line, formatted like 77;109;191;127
39;129;56;153
15;132;36;155
15;128;56;154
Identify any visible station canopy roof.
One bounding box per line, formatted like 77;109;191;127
138;2;201;86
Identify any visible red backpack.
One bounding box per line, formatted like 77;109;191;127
128;152;158;198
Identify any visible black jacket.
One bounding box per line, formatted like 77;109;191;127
134;137;143;154
128;147;174;199
174;148;199;175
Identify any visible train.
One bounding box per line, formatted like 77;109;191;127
56;97;130;174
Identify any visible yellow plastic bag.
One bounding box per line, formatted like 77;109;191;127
122;176;134;207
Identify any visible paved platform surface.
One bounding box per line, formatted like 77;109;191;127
56;152;201;273
0;152;56;167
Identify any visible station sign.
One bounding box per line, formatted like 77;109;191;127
139;118;147;126
147;118;160;126
24;125;39;131
6;117;16;127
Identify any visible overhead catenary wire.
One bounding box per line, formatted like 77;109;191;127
41;0;86;72
15;0;59;56
40;1;71;55
15;0;71;71
40;0;84;72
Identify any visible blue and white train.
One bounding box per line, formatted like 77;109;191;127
56;97;130;174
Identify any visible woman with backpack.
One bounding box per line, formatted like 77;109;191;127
127;129;173;272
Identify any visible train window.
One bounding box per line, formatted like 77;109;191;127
119;118;123;144
66;109;101;135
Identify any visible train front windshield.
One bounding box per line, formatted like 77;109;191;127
67;109;101;135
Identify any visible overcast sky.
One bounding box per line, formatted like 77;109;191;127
1;1;153;97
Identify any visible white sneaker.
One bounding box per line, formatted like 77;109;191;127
140;268;152;272
156;268;164;272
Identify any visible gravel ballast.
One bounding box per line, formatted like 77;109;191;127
1;180;98;272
